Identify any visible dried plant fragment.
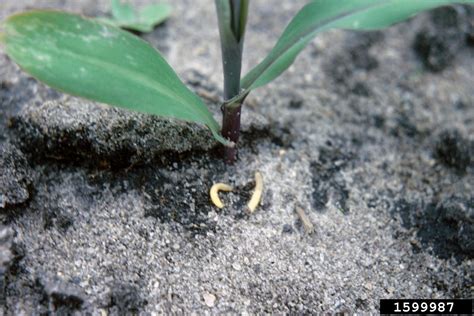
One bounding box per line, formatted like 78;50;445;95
295;206;314;234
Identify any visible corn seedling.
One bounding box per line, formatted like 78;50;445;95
1;0;473;164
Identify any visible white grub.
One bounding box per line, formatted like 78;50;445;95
210;183;233;209
247;171;263;213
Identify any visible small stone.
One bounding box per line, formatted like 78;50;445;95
243;257;250;265
99;309;108;316
232;263;242;271
172;243;180;250
289;96;304;109
282;224;294;234
203;292;216;307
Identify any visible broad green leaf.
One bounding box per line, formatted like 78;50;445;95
1;11;228;145
102;0;172;32
241;0;474;92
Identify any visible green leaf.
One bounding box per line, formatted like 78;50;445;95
111;0;136;23
136;3;173;31
2;10;229;145
241;0;474;92
102;0;172;32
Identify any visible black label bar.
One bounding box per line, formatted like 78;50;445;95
380;299;472;314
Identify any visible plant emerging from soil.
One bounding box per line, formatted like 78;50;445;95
1;0;473;164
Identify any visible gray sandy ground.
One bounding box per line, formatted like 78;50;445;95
0;0;473;314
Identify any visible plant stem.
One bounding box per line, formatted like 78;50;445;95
221;103;241;163
215;0;248;164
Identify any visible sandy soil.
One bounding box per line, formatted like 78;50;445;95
0;1;473;314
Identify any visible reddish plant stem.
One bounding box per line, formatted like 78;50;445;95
221;103;242;164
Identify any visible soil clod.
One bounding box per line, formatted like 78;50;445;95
0;142;33;210
434;129;472;173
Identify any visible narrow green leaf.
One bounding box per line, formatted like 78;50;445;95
111;0;136;23
241;0;474;92
3;11;228;145
137;4;172;30
104;1;172;32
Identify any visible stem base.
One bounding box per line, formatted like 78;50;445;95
221;104;242;164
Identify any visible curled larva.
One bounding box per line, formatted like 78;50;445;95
247;171;263;213
210;183;233;209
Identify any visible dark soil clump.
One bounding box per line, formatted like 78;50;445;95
434;129;472;173
413;6;472;71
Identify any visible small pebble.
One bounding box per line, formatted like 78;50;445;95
364;282;373;291
203;293;216;307
172;243;180;250
232;263;242;271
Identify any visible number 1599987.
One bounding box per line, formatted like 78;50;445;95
380;299;472;314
